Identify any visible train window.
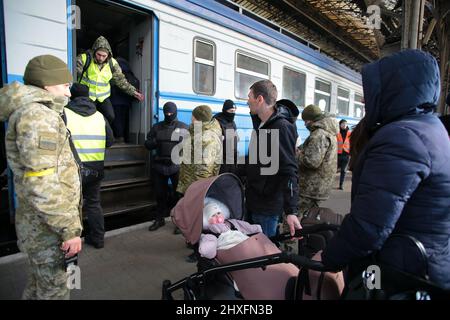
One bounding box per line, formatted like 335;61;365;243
354;93;365;118
193;38;215;95
314;79;331;112
337;87;350;116
282;67;306;108
235;51;270;100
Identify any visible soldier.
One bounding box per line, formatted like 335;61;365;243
298;104;338;215
176;105;223;195
0;55;82;299
145;102;188;231
213;99;239;174
76;36;144;126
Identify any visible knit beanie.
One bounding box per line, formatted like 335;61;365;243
222;99;236;112
70;83;89;99
203;202;221;227
24;55;73;88
301;104;323;121
192;105;213;122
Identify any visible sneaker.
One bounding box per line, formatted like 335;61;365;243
338;185;344;190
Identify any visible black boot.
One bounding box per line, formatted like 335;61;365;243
148;218;165;231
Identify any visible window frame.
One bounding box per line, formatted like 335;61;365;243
234;50;270;100
314;78;332;112
192;37;216;96
336;86;350;116
282;66;307;108
353;92;365;118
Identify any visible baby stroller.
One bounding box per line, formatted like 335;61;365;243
162;173;344;300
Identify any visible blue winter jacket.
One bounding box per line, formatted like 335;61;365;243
322;50;450;289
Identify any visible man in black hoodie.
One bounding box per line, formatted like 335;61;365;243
245;80;301;237
64;83;114;248
213;99;238;174
145;102;189;231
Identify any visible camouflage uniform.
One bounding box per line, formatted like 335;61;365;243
76;36;137;97
297;114;338;213
0;82;82;300
281;114;338;252
177;119;222;194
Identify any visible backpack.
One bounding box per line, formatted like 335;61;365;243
298;207;344;258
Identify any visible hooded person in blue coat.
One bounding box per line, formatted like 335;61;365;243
322;50;450;290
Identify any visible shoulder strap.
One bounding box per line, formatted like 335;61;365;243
62;110;83;166
78;52;92;83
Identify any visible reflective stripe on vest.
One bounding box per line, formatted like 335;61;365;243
337;131;351;154
80;53;113;102
65;108;106;162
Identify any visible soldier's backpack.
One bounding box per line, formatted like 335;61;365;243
298;207;344;258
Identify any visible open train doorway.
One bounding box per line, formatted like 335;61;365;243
74;0;153;144
73;0;156;217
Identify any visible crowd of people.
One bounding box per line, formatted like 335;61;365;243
0;43;449;300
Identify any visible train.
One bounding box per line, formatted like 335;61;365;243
0;0;363;249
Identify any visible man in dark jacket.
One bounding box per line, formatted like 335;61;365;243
110;57;140;143
322;50;450;290
65;83;114;248
145;102;188;231
213;99;238;174
245;80;301;237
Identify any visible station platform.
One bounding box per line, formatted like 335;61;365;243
0;174;351;300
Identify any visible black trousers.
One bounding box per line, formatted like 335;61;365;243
82;177;105;243
337;153;350;187
112;103;130;140
153;170;179;220
96;98;115;125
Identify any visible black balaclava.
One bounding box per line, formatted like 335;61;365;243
163;101;177;124
222;99;236;122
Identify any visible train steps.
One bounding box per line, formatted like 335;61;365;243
101;144;155;216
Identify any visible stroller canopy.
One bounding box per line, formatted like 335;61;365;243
172;173;244;244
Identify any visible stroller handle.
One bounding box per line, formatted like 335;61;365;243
272;223;340;242
282;252;339;272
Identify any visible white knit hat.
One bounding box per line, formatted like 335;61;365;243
203;202;220;227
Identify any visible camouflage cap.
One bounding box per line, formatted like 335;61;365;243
193;105;213;122
24;55;73;88
302;104;323;121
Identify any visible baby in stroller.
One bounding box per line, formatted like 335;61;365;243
170;173;344;300
199;197;262;259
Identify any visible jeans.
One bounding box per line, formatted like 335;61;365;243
251;213;279;237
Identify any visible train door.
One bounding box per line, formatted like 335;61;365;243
73;0;156;216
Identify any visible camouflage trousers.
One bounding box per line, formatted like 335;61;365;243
280;197;322;254
22;252;69;300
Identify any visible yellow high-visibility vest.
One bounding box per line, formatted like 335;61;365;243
65;108;106;162
80;53;113;102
